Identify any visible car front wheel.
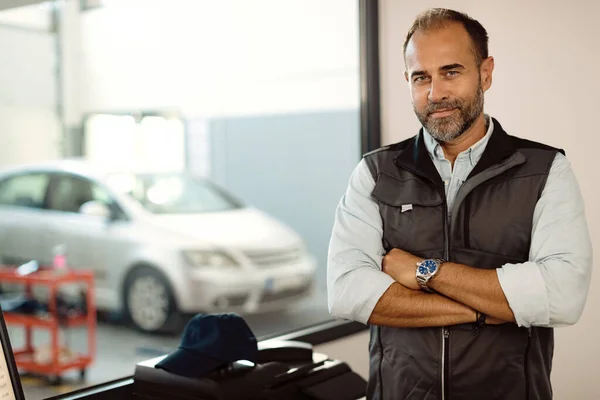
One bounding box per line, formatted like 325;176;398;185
123;266;178;334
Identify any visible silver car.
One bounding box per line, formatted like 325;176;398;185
0;160;317;333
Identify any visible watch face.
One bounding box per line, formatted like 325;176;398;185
419;259;438;276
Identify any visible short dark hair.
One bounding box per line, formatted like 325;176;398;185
403;8;489;66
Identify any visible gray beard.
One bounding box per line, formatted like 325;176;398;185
418;86;484;143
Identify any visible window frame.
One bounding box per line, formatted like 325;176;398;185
42;0;381;398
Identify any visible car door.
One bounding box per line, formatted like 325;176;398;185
0;172;51;265
43;173;134;308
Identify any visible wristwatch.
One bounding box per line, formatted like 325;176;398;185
415;258;446;292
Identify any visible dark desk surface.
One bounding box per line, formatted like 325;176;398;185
43;320;366;400
45;378;133;400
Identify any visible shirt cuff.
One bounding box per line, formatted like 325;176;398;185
496;262;549;327
330;266;395;325
355;271;396;324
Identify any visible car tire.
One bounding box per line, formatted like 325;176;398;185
123;266;179;334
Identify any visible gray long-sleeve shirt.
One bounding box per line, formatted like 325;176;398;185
327;116;593;328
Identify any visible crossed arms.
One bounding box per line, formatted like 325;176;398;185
327;157;592;329
368;252;512;327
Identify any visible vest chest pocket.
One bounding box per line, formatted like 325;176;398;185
460;179;536;260
372;173;445;256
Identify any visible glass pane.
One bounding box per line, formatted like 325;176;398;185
106;173;243;214
0;0;361;397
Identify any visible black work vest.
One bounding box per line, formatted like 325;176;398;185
363;119;563;400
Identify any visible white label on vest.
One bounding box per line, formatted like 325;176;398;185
401;204;413;213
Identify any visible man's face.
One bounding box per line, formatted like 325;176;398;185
404;22;493;142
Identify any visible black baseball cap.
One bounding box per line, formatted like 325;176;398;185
156;313;258;378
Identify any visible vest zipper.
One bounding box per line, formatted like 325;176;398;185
442;327;450;400
378;326;384;400
525;327;532;399
441;195;450;400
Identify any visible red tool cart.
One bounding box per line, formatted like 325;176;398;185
0;268;96;385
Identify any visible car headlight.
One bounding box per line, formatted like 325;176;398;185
183;250;239;267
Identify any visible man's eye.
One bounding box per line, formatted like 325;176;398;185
446;71;459;77
414;76;429;83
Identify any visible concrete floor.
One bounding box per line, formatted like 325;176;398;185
7;289;330;400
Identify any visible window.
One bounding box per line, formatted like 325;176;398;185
46;174;111;213
84;114;186;174
106;173;243;214
0;0;373;397
0;173;49;209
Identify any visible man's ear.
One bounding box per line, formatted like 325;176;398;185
404;71;409;82
481;56;494;91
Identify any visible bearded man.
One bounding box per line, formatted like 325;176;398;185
327;7;593;400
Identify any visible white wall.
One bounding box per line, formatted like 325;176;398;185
0;21;61;167
379;1;600;398
80;0;360;118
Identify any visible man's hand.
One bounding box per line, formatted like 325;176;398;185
382;248;425;290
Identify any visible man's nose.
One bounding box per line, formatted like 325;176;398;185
428;79;450;103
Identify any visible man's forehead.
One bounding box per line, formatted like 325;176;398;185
404;24;475;71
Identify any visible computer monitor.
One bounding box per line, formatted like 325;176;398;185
0;304;25;400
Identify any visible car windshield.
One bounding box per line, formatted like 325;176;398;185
105;173;243;214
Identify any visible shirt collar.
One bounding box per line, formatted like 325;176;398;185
423;114;494;167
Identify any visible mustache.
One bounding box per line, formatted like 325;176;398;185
427;100;462;114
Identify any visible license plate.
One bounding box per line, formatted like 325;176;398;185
264;276;305;292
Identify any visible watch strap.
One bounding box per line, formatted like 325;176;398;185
416;277;434;292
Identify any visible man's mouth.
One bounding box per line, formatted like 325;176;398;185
429;108;457;118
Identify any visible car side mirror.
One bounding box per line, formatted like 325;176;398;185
79;201;111;219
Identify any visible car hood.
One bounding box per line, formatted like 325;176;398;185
147;207;303;250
